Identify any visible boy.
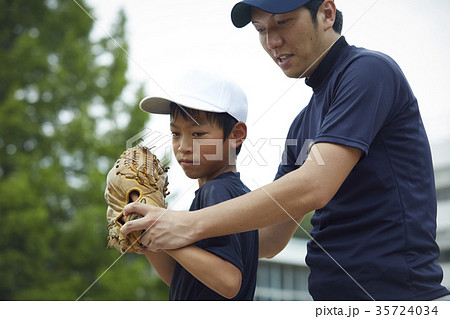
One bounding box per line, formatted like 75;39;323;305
135;70;258;300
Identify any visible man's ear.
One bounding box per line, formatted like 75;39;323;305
229;122;247;149
319;0;336;32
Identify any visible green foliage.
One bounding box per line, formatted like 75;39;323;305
294;211;314;239
0;0;168;300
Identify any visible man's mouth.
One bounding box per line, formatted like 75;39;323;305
277;54;293;63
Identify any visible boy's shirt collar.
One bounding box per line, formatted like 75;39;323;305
195;171;241;193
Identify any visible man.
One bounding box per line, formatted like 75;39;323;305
121;0;450;300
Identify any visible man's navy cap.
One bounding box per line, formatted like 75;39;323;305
231;0;312;28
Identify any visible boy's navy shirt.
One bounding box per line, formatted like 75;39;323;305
275;37;449;300
169;171;258;300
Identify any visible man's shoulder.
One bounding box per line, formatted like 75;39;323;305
332;45;406;93
343;45;400;74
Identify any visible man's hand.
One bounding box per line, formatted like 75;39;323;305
120;202;198;251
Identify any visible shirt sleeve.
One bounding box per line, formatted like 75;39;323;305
194;181;244;272
314;54;401;155
274;112;307;180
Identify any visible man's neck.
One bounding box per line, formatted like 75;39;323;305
307;33;342;79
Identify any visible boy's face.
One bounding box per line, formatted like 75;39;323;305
170;110;234;186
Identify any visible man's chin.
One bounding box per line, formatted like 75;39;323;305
281;68;304;79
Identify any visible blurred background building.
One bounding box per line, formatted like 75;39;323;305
433;140;450;289
255;238;311;301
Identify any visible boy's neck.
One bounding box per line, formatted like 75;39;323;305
198;165;237;188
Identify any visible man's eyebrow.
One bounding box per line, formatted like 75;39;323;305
251;13;277;24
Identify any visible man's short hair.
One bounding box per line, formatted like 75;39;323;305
305;0;343;34
169;103;243;155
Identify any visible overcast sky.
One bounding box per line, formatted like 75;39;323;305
87;0;450;209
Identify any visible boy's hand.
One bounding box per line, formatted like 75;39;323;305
121;202;198;251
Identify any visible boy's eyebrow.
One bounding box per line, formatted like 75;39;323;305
170;121;209;128
174;104;200;126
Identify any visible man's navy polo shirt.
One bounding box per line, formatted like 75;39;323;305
169;172;258;300
275;37;449;300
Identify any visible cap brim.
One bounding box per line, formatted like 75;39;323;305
231;0;312;28
140;95;227;116
139;96;172;114
231;3;252;28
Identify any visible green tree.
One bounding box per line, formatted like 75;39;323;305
294;211;314;239
0;0;168;300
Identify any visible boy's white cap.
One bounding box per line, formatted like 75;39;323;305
140;70;248;123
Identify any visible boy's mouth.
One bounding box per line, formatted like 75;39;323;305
179;159;194;167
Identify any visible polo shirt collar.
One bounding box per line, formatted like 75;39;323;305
305;36;349;90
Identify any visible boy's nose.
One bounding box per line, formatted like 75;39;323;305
177;137;192;154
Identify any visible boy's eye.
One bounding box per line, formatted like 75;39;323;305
193;132;205;137
171;132;180;137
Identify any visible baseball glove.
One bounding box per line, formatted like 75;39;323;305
105;145;169;253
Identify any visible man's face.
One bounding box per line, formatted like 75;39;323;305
251;6;325;78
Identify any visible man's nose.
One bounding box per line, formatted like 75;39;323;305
266;30;283;50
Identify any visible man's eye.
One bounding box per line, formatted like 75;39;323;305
277;19;290;25
253;24;265;33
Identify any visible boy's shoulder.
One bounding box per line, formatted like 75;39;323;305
191;172;249;210
200;171;249;194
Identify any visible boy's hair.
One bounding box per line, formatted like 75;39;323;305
169;103;243;155
304;0;343;34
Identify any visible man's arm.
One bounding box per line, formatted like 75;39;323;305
122;143;362;250
165;245;242;299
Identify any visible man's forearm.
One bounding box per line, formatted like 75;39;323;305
121;143;362;251
195;168;316;240
192;143;362;242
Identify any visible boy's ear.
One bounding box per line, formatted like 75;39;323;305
229;122;247;149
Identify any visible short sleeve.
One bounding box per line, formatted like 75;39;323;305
193;180;245;272
197;181;235;207
314;55;400;155
274;111;307;180
198;234;244;273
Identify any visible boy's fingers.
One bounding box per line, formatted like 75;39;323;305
121;204;164;237
136;247;147;255
123;202;148;216
120;219;142;237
